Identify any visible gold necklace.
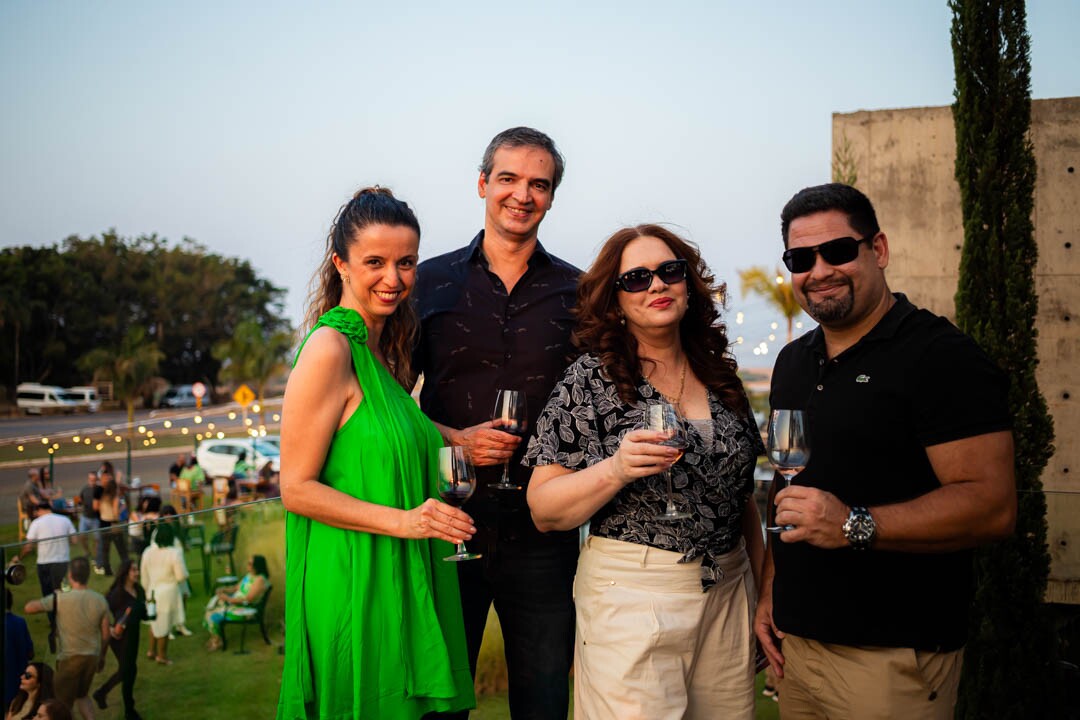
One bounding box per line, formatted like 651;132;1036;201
649;357;688;409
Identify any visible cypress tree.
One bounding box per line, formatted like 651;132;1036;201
950;1;1056;717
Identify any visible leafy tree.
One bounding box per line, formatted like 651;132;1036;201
0;232;290;396
831;130;859;187
951;1;1056;717
78;326;165;434
213;317;294;425
737;266;802;343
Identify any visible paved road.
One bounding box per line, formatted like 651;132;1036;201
0;401;283;531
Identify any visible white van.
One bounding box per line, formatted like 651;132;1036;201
63;386;102;413
15;383;78;414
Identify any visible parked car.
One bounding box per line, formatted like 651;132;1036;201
196;438;281;479
63;386;101;413
15;383;78;414
160;384;199;408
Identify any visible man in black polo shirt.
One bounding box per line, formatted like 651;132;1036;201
413;126;579;719
753;183;1016;719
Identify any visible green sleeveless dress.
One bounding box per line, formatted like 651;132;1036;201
276;307;474;720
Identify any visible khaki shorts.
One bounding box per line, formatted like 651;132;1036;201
780;634;963;720
573;536;756;720
55;654;99;706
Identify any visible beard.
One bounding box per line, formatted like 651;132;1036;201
802;276;855;324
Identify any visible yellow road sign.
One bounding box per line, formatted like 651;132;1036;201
233;384;256;407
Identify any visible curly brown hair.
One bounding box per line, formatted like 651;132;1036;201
304;186;420;389
573;224;747;411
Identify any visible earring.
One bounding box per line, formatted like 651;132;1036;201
620;317;626;326
341;275;349;284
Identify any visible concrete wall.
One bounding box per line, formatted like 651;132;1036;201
833;98;1080;602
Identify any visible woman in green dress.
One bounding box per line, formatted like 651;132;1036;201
276;187;476;719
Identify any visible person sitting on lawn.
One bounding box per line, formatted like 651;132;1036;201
203;555;269;652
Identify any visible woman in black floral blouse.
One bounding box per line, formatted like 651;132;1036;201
524;224;765;719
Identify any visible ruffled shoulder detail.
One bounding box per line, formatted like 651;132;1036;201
316;306;368;345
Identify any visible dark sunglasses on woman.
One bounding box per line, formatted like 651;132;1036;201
23;671;36;680
781;235;874;274
614;259;689;293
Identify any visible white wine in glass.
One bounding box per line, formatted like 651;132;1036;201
647;401;691;521
765;409;811;533
438;446;481;562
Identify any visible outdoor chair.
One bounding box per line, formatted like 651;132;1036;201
172;477;202;513
17;501;30;542
221;584;273;654
202;524;238;594
211;476;230;506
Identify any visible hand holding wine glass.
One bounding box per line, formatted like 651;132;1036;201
765;409;811;533
489;389;527;491
437;446;482;562
647;401;691;521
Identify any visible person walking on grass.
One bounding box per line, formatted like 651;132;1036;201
25;557;109;720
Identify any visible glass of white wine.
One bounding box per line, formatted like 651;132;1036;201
647;401;691;521
765;408;811;533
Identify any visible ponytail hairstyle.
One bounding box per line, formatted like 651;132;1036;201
304;186;422;388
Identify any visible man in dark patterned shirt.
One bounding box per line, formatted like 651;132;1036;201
413;126;580;720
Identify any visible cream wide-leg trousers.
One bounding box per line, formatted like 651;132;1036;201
573;536;756;720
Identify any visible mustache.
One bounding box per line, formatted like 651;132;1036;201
802;275;853;293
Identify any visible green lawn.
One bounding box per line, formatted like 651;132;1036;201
2;511;780;719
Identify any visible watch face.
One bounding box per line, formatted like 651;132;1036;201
845;508;875;547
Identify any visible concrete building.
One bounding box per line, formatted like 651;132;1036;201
832;97;1079;603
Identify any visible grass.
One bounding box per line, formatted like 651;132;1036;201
3;512;781;719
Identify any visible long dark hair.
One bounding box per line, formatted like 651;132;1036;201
251;554;270;578
304;186;421;388
8;661;54;720
574;224;747;411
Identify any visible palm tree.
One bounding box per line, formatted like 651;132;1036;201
78;326;164;435
738;266;803;344
212;318;294;426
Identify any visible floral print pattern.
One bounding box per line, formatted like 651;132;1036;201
524;353;764;589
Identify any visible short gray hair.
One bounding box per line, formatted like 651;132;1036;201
479;127;565;192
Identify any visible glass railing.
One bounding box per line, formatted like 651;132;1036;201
2;498;285;720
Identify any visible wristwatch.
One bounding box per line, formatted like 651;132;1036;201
842;506;876;550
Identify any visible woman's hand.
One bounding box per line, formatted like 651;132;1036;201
450;421;520;467
400;498;476;544
610;429;680;486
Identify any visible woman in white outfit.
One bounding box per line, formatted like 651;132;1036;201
138;522;188;665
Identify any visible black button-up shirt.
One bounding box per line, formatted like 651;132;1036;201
414;230;580;542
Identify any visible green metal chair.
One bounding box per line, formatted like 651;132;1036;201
202;524;238;594
220;585;273;654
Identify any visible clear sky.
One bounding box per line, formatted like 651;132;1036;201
2;1;1076;369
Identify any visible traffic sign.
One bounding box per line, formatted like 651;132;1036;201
233;384;256;407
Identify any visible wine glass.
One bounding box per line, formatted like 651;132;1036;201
647;401;691;521
765;409;811;533
489;389;527;491
437;446;482;562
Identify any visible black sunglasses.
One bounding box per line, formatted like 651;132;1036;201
23;671;36;680
614;259;689;293
781;236;874;273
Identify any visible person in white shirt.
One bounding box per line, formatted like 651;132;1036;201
8;502;81;633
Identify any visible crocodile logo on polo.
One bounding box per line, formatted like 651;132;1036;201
855;374;871;383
